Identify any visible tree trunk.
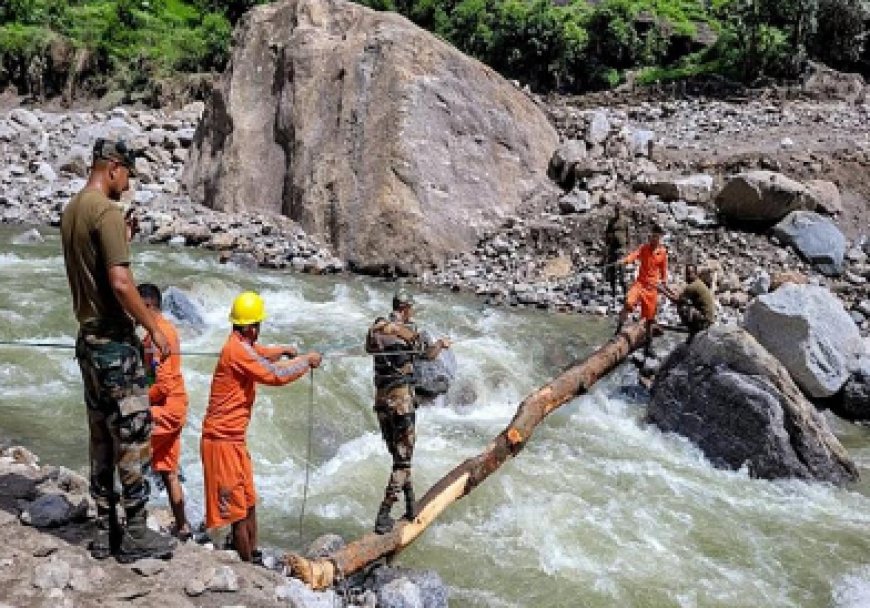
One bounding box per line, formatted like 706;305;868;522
285;322;651;590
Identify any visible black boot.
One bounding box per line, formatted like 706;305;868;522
117;505;176;564
402;485;416;522
374;500;395;535
89;507;119;560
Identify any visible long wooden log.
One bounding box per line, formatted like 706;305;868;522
285;322;651;589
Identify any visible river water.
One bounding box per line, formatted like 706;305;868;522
2;225;870;607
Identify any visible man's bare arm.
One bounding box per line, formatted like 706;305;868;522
107;264;169;357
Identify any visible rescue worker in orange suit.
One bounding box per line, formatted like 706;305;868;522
138;283;191;540
201;291;322;562
615;224;668;356
366;289;450;534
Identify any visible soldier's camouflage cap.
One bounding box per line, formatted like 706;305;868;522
93;138;137;176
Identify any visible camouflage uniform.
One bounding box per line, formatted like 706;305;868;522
604;213;630;298
75;320;152;513
366;311;432;531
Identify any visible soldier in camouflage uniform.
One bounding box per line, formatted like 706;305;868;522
366;290;450;534
62;138;176;562
604;203;631;299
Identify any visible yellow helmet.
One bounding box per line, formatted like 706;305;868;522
229;291;266;326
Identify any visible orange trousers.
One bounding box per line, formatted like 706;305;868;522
625;282;659;321
201;437;256;529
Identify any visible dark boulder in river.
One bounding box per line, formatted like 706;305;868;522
648;326;857;485
162;286;206;330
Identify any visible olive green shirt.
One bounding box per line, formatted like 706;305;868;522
60;189;131;326
605;215;630;249
680;279;716;324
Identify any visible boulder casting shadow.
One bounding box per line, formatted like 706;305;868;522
648;326;857;484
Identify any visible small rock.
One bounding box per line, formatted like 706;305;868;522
11;229;44;245
206;565;239;592
32;557;71;591
20;493;87;528
378;578;423;608
586;111;610;144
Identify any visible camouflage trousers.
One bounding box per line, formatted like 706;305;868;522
605;246;627;297
75;325;152;512
374;384;416;504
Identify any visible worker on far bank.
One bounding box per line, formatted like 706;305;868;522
603;203;630;300
366;289;450;534
138;283;191;540
615;223;668;356
201;291;321;562
61;138;176;562
660;264;716;339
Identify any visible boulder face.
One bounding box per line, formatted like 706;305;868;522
743;284;863;398
715;171;816;223
648;326;857;484
183;0;558;273
772;210;846;276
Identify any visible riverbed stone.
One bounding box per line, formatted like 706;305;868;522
716;171;817;222
32;557;71;590
20;494;88;528
649;325;857;484
772;210;846;276
743;284;863;398
162;286;205;329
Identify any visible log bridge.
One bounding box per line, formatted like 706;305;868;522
285;322;651;589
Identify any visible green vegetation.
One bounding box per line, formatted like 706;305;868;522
0;0;868;100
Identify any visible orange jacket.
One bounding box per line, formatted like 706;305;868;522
623;243;668;289
202;331;310;442
143;313;188;433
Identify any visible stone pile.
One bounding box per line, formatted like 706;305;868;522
0;106;342;274
424;97;870;336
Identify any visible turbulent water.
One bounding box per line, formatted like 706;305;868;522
2;225;870;607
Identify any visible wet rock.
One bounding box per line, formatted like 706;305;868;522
747;270;771;296
415;347;457;398
367;567;448;608
744;284;863;398
275;578;339;607
220;251;259;271
716;171;816;222
831;355;870;421
649;326;857;484
32;556;71;590
20;493;88;528
379;578;423;608
772;211;846;276
162;286;205;329
11;229;45;245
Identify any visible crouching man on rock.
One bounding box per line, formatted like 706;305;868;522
201;291;321;562
366;289;450;534
660;264;717;339
61;138;177;562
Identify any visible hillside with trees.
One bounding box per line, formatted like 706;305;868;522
1;0;868;104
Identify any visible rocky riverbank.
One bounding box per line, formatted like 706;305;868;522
424;93;870;336
0;444;449;607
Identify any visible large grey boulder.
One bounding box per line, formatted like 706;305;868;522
367;567;448;608
547;140;586;189
649;326;857;484
805;179;842;216
743;284;863;398
772;210;846;276
183;0;557;273
162;286;206;329
415;345;457;398
716;171;816;222
634;172;714;204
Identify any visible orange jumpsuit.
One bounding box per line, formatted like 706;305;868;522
201;332;310;529
143;313;188;473
623;243;668;321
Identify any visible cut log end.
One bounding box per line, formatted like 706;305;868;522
284;553;335;590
